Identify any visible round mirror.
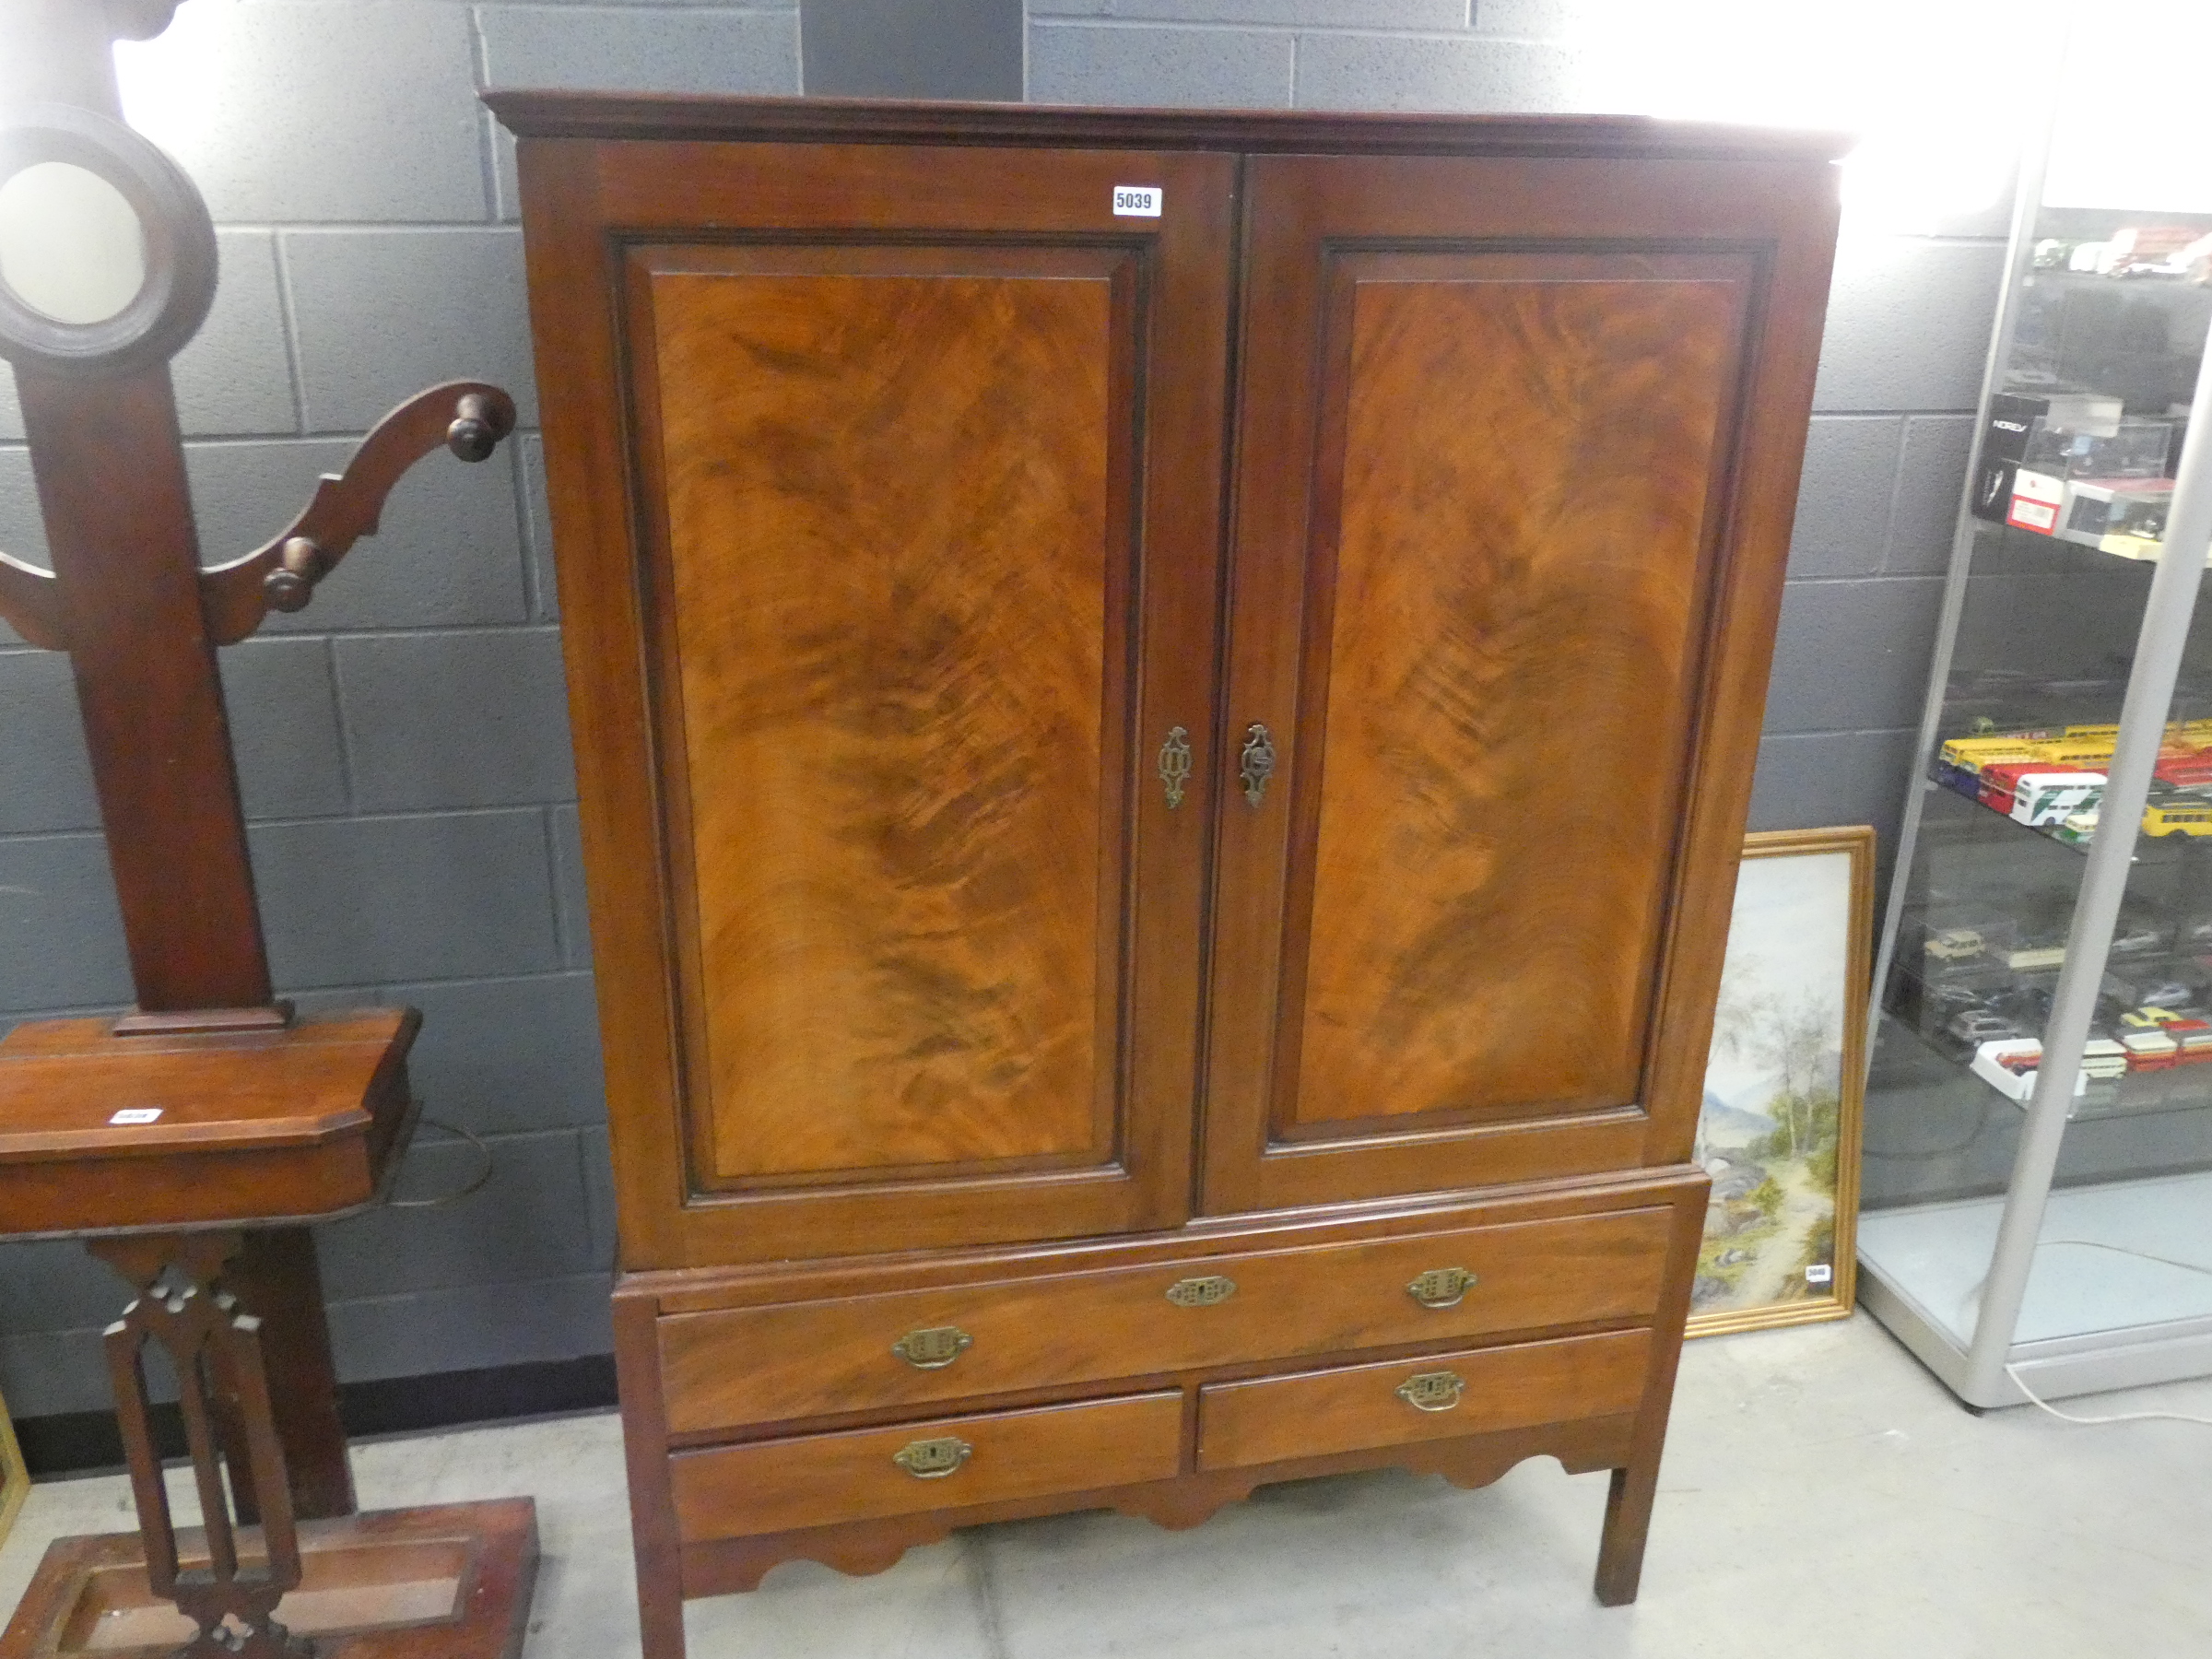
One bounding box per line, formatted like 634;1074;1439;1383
0;160;148;326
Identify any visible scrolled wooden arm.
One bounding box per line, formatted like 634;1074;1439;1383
0;548;64;651
199;381;517;645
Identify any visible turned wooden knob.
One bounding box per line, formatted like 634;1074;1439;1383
262;536;329;612
446;392;514;463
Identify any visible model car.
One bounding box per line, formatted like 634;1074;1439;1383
1924;927;1985;961
1947;1008;2025;1048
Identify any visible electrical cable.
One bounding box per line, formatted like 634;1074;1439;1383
1962;1237;2212;1427
384;1112;495;1209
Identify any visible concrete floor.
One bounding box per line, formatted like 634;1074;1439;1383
5;1312;2209;1658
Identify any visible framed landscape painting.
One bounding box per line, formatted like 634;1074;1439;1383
0;1383;25;1549
1688;826;1874;1337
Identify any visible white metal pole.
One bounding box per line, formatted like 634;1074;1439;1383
1864;113;2059;1068
1962;320;2212;1403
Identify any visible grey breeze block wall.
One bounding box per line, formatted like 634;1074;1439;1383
0;0;2004;1418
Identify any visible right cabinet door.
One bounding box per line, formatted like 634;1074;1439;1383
1202;150;1836;1213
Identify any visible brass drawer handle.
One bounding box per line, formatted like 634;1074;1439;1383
1395;1371;1465;1412
1159;725;1194;809
891;1436;972;1478
1406;1266;1477;1309
1165;1274;1236;1308
890;1325;972;1370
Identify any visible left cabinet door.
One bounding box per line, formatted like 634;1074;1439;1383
520;138;1235;1267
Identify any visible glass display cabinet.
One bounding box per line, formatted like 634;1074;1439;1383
1858;74;2212;1407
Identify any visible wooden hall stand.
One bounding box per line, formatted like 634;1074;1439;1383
0;7;535;1659
497;93;1844;1655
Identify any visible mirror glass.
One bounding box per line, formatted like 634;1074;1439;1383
0;161;147;325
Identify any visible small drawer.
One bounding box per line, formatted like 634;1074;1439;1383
669;1390;1183;1541
660;1204;1674;1432
1194;1329;1651;1472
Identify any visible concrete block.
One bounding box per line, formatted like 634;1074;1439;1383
1748;726;1919;840
0;1240;120;1336
1472;0;1591;32
1812;237;2006;413
184;438;528;632
805;0;1021;98
173;232;299;439
0;1324;107;1418
0;633;342;838
550;805;594;969
1294;31;1577;111
478;6;802;93
285;229;538;432
0;834;131;1014
582;1125;617;1269
113;0;486;223
0;653;97;835
381;972;606;1135
1029;23;1294;107
319;1130;599;1300
1042;1;1468;24
1886;414;1976;575
1787;417;1902;582
252;809;559;990
1761;576;1946;735
519;433;559;620
327;1272;614;1383
335;629;576;813
222;637;350;821
0;445;47;570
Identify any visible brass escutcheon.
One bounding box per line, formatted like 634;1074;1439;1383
1395;1370;1465;1412
1159;725;1194;809
891;1436;972;1478
890;1325;973;1369
1164;1274;1237;1308
1238;723;1277;807
1406;1266;1477;1309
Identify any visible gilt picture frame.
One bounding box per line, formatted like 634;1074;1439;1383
0;1382;26;1550
1688;826;1874;1337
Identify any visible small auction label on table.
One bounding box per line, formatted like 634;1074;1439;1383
109;1107;164;1124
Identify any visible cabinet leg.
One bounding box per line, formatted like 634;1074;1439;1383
634;1545;688;1659
1593;1460;1657;1606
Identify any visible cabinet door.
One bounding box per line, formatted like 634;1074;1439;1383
1202;152;1837;1213
522;140;1234;1265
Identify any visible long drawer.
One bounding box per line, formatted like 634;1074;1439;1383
1195;1329;1652;1471
660;1205;1673;1431
669;1391;1184;1541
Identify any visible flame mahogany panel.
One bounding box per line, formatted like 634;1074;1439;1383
641;248;1125;1187
1290;254;1744;1135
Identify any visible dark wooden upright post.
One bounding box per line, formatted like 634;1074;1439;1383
5;0;279;1028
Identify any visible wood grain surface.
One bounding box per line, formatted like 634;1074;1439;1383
647;253;1120;1184
1194;1328;1651;1471
655;1204;1672;1431
1291;256;1738;1132
670;1391;1183;1540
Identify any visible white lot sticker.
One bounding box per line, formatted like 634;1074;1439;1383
1112;185;1162;218
110;1107;163;1124
1804;1263;1834;1286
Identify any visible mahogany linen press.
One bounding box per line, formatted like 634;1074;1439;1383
490;93;1842;1653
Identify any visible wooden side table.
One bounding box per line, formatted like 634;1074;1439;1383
0;1012;537;1659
